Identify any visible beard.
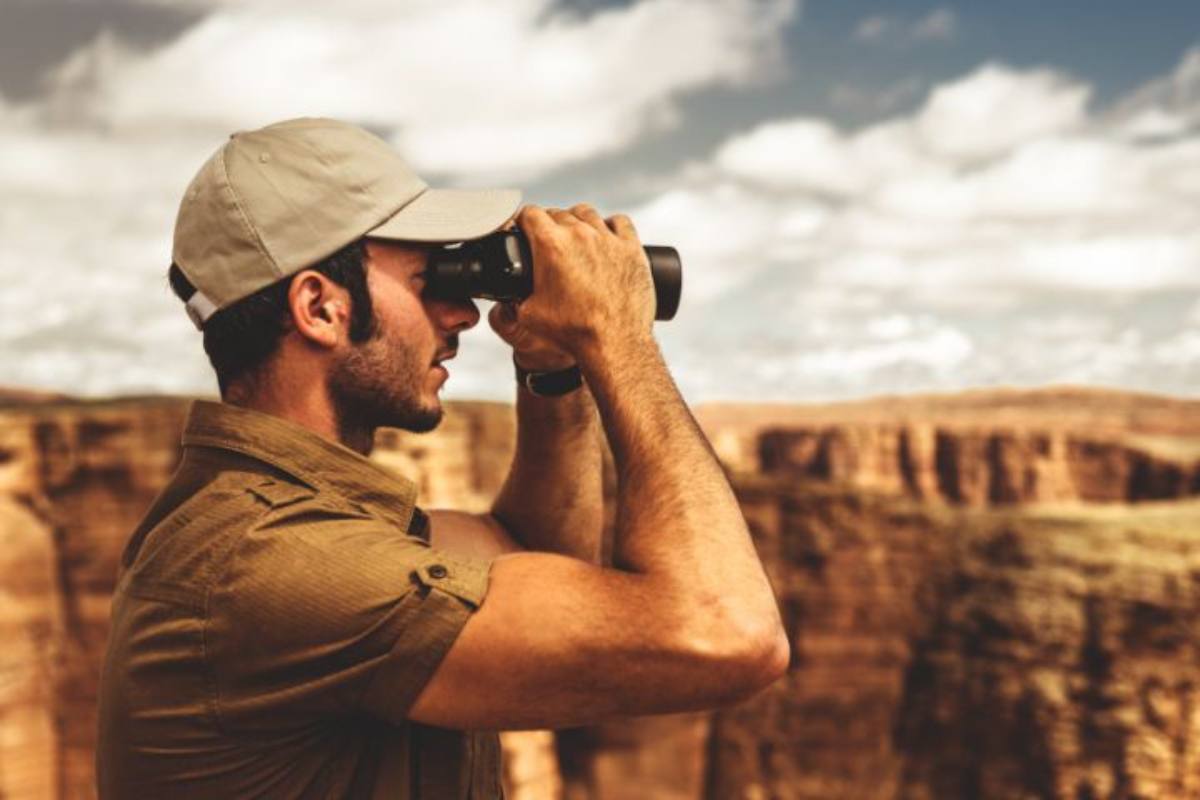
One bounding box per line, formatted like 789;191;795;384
326;325;447;438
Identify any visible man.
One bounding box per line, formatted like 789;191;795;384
96;117;788;799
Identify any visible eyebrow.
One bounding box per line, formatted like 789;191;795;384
401;245;432;272
415;247;436;274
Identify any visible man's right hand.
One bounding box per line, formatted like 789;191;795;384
511;204;657;361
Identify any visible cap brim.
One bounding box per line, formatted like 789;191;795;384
367;187;521;243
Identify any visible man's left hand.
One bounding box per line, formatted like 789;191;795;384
488;300;577;371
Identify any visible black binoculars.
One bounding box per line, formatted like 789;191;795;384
425;228;682;321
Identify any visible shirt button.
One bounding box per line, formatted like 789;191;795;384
428;564;449;579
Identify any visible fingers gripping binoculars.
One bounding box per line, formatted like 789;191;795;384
425;229;683;321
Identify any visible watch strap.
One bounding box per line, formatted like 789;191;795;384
514;358;583;397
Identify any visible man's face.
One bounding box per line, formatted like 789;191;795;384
327;239;480;435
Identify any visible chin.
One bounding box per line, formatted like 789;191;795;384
398;402;443;434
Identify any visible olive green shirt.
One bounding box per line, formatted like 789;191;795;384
97;400;502;799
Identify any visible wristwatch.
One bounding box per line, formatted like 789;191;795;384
514;358;583;397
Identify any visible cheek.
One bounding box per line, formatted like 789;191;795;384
383;295;438;350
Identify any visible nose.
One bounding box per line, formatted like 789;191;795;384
426;295;480;334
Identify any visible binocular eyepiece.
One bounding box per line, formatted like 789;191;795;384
425;228;682;321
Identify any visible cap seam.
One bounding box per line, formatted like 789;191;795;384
365;184;429;236
218;145;282;282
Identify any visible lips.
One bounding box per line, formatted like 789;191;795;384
432;349;457;367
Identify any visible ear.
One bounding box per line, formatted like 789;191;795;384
287;270;350;348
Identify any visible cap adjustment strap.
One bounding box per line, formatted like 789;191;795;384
185;291;219;330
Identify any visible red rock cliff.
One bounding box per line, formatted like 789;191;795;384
759;424;1200;505
1;388;1198;799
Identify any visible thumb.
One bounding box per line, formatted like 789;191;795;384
488;302;520;340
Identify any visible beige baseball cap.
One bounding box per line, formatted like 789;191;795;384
172;117;521;329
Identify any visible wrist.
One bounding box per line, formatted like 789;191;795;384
575;329;658;371
513;352;576;372
576;333;665;404
514;357;584;397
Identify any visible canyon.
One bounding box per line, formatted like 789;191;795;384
0;387;1197;799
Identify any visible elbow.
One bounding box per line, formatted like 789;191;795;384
691;609;791;702
767;626;792;681
734;620;791;695
657;586;791;710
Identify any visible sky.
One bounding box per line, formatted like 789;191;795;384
1;0;1198;404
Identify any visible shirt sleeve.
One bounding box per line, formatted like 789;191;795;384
205;502;492;730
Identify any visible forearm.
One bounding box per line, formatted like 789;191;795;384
581;334;782;631
490;382;604;563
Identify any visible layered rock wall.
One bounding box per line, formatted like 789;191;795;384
705;482;1200;799
0;400;188;799
760;425;1200;505
2;390;1199;799
702;481;941;799
892;501;1200;799
0;496;62;800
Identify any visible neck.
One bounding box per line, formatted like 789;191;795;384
224;370;376;457
333;413;375;457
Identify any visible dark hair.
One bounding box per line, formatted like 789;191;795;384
169;239;376;396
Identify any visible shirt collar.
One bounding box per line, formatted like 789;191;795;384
180;399;420;533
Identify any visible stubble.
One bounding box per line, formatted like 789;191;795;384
326;326;443;446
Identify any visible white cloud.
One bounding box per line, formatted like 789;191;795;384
687;60;1200;302
636;54;1200;395
1189;298;1200;325
852;8;956;46
0;0;798;399
866;313;918;339
915;64;1089;161
627;183;817;302
1011;235;1200;292
39;0;797;182
714;119;863;195
1108;47;1200;135
1150;328;1200;366
1018;314;1112;341
793;323;973;377
3;7;1199;403
830;77;924;115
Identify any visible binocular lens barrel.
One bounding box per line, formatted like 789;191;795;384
644;245;681;321
427;229;682;321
